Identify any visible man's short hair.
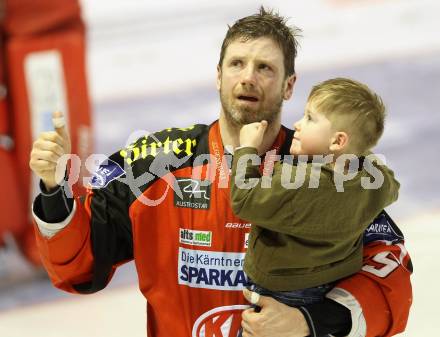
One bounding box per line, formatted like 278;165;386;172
218;6;301;77
308;78;386;155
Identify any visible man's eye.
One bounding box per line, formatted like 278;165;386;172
307;115;312;121
259;64;271;71
231;60;242;67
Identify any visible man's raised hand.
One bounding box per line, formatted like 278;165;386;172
29;111;71;190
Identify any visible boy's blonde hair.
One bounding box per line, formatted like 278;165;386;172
308;78;386;155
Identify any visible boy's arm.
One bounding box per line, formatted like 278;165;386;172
231;148;400;233
232;122;323;229
230;146;297;228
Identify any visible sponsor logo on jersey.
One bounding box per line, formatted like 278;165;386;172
225;222;252;230
119;127;197;165
174;178;211;210
180;229;212;247
363;213;404;244
192;305;249;337
178;248;246;290
89;159;125;188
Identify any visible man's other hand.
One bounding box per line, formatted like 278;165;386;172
241;288;310;337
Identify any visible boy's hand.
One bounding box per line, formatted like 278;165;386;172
29;111;71;190
239;120;268;149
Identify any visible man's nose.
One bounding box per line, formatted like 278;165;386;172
240;64;257;86
294;120;301;131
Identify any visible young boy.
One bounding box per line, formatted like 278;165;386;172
230;78;400;318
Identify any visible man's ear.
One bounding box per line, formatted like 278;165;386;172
329;131;349;152
216;65;222;91
283;74;297;100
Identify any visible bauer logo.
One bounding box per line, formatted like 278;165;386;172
90;159;125;188
180;229;212;247
178;248;246;291
174;178;211;210
225;223;252;230
192;305;249;337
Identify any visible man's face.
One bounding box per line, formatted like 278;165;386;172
290;103;335;157
217;37;295;126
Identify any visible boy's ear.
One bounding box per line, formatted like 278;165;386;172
329;132;349;152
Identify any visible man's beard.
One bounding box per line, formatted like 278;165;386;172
220;88;283;127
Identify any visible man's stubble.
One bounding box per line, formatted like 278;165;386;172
219;85;284;127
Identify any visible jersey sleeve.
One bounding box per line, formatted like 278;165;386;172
326;211;413;337
32;159;134;294
31;137;140;294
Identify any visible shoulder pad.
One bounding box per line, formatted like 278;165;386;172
363;211;404;244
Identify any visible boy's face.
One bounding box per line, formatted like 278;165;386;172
290;104;335;156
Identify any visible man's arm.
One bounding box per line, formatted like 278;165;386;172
30;111;136;293
32;170;134;294
241;290;351;337
30;121;200;294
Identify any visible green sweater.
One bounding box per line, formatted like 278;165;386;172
231;147;399;291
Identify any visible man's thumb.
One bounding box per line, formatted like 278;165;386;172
52;111;69;139
243;288;265;306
